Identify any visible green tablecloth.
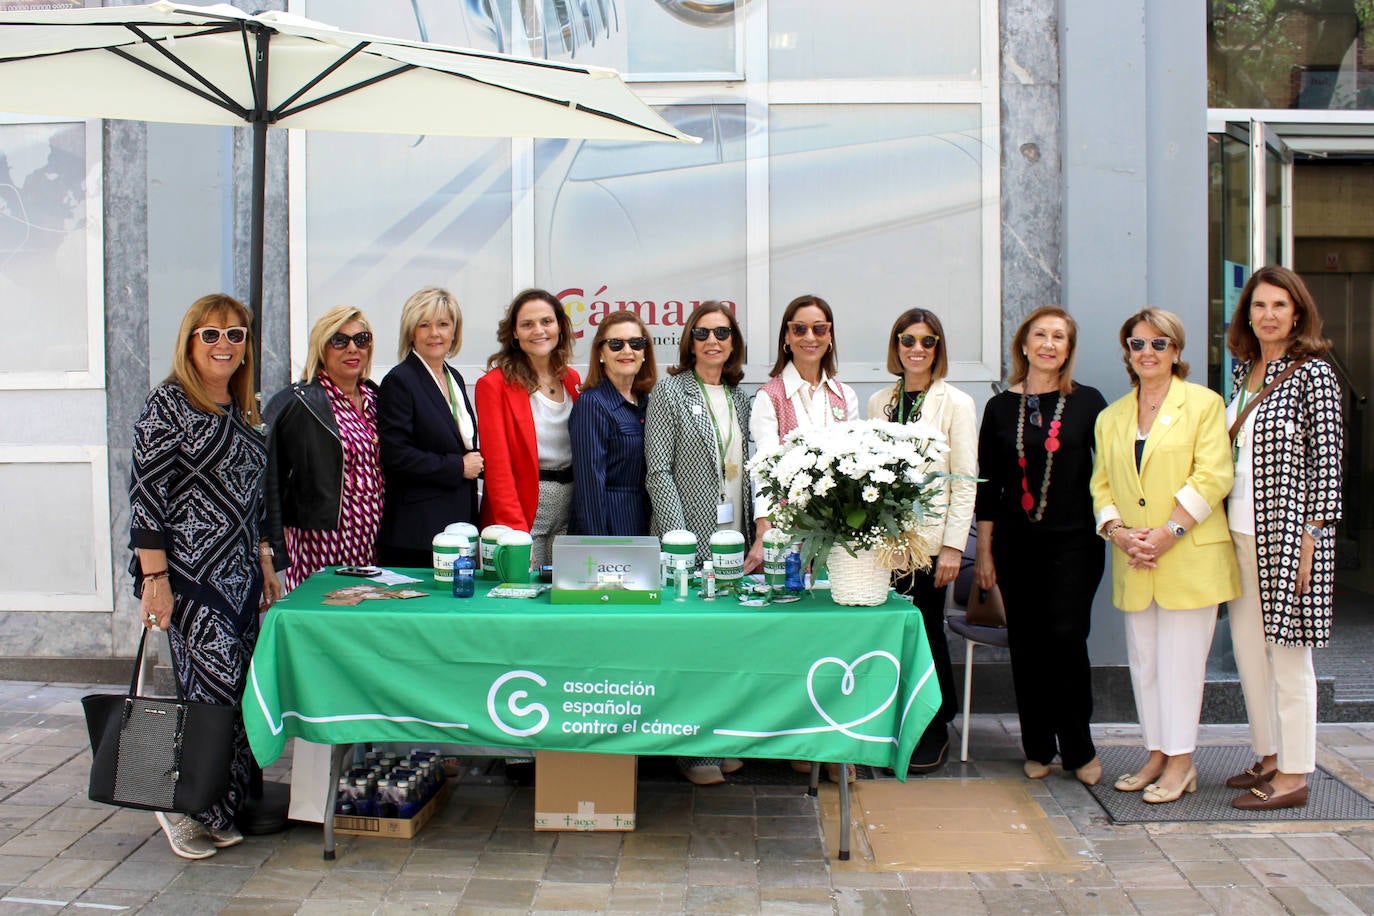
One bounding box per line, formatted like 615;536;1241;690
244;572;940;778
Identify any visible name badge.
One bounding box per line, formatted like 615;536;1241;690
717;501;735;524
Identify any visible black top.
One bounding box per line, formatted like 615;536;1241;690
975;385;1107;535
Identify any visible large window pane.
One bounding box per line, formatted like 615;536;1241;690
304;133;512;370
770;0;980;81
301;0;737;78
534;104;746;356
0;121;88;374
1209;1;1374;109
768;105;983;367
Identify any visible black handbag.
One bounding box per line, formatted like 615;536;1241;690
83;629;236;814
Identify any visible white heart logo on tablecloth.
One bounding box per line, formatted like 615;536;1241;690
806;651;901;742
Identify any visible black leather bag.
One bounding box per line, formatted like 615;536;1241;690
83;630;235;814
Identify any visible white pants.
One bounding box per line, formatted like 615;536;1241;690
1124;601;1218;756
1230;533;1317;774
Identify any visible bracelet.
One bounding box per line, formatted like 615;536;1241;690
142;570;169;580
1303;522;1324;539
1101;523;1124;542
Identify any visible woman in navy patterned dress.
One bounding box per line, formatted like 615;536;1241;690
264;305;384;591
1224;266;1344;811
569;310;657;536
129;293;282;859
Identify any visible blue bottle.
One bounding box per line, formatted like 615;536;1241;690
452;546;476;598
784;546;803;595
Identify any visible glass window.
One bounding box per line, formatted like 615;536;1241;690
303;132;513;370
770;0;980;81
534;104;747;357
0;121;89;374
768;104;984;367
1209;1;1374;109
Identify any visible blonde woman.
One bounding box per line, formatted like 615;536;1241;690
377;287;482;569
866;308;976;773
264;305;383;590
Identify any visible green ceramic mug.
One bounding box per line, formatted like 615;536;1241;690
493;530;534;584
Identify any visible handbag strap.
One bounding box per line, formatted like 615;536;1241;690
1229;358;1308;443
126;627;186;702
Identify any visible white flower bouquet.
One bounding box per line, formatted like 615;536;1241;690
748;419;952;575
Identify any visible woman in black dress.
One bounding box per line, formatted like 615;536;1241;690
130;293;281;859
974;305;1107;786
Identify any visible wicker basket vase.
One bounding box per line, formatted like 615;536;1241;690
825;545;891;606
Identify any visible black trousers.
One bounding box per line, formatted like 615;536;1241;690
993;529;1104;771
893;567;956;740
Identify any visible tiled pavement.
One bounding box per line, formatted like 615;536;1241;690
5;682;1374;913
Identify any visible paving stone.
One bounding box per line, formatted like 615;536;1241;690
296;901;377;915
1283;832;1369;860
541;854;618;884
758;859;831;888
0;807;50;831
385;873;468;904
1194;884;1291;915
1124;887;1215;915
471;851;549;881
17;856;116;889
1089;835;1163;861
1104;858;1190;888
1269;884;1370;915
1052;885;1136;915
687;857;758;886
234;865;324;899
687;883;761;914
1241;856;1333;887
163;862;255;896
1173;856;1263;887
89;856;186;892
1311;856;1374;885
457;876;538;909
615;855;687;884
550;832;623;857
619;833;688;859
901;888;985;915
0;855;44;885
309;868;395;901
967;871;1048;890
1218;834;1298;859
402;848;479;878
531;879;612;911
977;888;1067;914
137;891;231;915
606;882;686;911
1151;834;1237;861
218;897;301;915
757;886;836;915
688;832;756;860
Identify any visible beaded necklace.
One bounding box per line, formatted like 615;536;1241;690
1015;390;1068;522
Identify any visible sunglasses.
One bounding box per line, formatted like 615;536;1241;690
1027;393;1043;428
193;326;247;346
328;331;373;350
691;326;733;341
1127;336;1171;352
787;321;831;338
603;336;647;352
898;333;940;349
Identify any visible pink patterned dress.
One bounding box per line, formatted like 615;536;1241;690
282;375;384;591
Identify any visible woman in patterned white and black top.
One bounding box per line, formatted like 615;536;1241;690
1223;265;1344;812
264;305;384;590
130;293;281;860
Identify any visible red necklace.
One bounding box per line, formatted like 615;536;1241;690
1016;390;1067;522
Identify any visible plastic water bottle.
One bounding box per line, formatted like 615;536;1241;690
785;546;803;595
702;561;716;600
452;545;476;598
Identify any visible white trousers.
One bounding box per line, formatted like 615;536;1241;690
1230;533;1317;774
1124;601;1218;756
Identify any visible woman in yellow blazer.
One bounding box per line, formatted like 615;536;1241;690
1090;308;1239;804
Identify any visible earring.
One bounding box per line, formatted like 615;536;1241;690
598;359;604;365
784;343;792;354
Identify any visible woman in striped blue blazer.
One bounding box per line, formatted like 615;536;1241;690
569;311;658;536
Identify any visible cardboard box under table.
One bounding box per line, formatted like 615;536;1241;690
535;750;637;831
332;779;452;839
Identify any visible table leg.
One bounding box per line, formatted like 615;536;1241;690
837;768;851;861
323;742;354;861
807;762;820;797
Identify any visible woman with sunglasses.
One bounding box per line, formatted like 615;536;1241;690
749;295;860;571
376;287;483;569
1090;308;1238;804
644;302;754;786
569;311;657;536
264;305;384;590
129;294;280;859
1222;268;1342;811
974;305;1106;786
865;309;976;773
476;289;580;567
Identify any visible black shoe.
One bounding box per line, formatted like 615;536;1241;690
908;729;950;774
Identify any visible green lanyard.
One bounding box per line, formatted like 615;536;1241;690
897;389;926;424
1231;379;1251;465
693;371;736;484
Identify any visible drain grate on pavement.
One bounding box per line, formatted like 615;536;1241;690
1087;744;1374;824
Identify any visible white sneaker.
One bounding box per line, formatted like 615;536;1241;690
202;821;244;848
154;812;217;860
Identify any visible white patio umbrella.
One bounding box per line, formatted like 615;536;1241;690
0;1;696;379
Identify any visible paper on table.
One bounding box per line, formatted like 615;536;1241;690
369;569;424;586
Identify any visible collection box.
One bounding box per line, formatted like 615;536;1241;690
534;751;637;831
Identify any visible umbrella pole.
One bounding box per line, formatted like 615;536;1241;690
249;25;269;395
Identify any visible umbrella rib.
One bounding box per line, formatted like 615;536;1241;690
274;63;417;120
106;45;248;119
274;42;370;116
123;23;244;114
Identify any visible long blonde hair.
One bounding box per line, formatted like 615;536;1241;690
167;293;260;425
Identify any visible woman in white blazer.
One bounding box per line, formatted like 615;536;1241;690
866;308;976;773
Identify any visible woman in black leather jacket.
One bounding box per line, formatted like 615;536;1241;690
263;305;384;591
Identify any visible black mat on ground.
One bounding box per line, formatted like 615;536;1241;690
633;757;882;786
1086;745;1374;823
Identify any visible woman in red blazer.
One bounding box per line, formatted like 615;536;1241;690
475;289;581;567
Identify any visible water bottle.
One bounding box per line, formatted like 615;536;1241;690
452;545;476;598
785;546;803;595
701;560;716;600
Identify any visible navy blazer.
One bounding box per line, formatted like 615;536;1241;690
377;351;480;552
568;380;650;536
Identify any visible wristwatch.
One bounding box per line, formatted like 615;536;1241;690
1166;521;1187;539
1303;522;1324;539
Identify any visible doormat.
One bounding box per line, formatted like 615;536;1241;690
827;778;1080;871
1086;744;1374;824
